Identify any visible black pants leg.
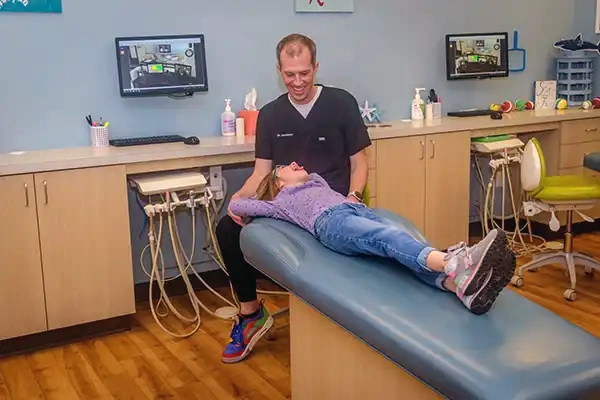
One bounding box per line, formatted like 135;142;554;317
215;214;260;303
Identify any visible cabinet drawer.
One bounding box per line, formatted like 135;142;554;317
559;141;600;169
561;118;600;145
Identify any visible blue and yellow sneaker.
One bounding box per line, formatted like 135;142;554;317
221;300;274;364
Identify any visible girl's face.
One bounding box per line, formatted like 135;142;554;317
275;162;309;187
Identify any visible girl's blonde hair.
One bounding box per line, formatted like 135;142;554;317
255;168;281;201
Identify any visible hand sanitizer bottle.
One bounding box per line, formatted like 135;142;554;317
221;99;236;136
411;88;426;121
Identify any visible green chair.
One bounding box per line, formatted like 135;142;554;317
510;138;600;301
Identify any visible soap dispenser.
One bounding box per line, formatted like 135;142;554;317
411;88;426;121
221;99;236;136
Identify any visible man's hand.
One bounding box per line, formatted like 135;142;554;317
346;194;361;204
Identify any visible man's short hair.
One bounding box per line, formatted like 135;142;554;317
276;33;317;66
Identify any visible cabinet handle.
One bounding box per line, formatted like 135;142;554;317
585;128;598;132
24;183;29;207
420;141;425;159
430;140;436;159
43;180;48;204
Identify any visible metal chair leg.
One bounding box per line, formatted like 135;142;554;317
511;210;598;302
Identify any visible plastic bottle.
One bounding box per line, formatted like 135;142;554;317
411;88;426;120
221;99;236;136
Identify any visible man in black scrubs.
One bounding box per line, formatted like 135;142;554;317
217;33;372;364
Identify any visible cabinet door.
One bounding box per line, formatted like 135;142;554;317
34;165;135;330
425;131;471;249
0;174;47;340
375;136;426;232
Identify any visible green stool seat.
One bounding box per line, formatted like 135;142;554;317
537;175;600;202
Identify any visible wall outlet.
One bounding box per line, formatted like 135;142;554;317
209;166;222;189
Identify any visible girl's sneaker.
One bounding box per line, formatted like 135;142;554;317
444;229;511;299
221;300;274;364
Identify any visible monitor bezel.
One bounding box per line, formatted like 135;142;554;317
445;32;509;81
115;33;209;98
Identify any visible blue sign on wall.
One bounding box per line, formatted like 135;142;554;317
295;0;353;13
0;0;62;13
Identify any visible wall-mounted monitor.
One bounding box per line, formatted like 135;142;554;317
115;34;209;97
445;32;509;80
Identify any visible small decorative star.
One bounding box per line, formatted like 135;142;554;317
359;100;381;123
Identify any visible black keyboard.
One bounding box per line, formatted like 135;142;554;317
109;135;186;147
447;109;494;117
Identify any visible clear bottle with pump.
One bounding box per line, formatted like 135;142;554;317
411;88;426;121
221;99;236;136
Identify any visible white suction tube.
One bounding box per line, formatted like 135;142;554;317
135;173;287;338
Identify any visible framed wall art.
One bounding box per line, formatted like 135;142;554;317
295;0;353;13
0;0;62;13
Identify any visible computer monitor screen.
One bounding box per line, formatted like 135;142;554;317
445;32;508;80
115;34;208;97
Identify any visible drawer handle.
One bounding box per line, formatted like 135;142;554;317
585;128;598;132
24;183;29;207
430;140;436;159
420;141;425;159
43;181;48;204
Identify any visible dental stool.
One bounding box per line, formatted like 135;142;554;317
511;138;600;301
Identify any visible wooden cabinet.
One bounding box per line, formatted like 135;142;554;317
35;166;135;330
0;174;48;340
375;131;471;249
0;165;135;340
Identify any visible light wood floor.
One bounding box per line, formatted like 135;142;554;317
2;232;600;399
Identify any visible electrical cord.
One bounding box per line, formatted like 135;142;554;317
472;151;548;258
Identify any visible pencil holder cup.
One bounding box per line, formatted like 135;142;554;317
90;126;109;148
432;102;442;119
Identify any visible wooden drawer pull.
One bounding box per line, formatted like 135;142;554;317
24;183;29;207
585;128;598;132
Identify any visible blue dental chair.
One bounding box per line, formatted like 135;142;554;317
240;206;600;399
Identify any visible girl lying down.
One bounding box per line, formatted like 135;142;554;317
229;162;516;315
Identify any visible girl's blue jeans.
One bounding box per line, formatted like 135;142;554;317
313;202;447;290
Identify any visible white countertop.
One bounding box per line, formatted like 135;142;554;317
2;108;599;176
0;135;255;176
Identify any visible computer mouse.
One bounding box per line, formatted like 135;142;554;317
490;111;503;120
184;136;200;145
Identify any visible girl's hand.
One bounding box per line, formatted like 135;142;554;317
228;205;246;226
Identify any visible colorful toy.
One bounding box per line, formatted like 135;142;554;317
526;101;535;110
593;97;600;109
490;103;503;112
515;99;527;111
555;98;568;110
582;100;593;109
502;101;514;113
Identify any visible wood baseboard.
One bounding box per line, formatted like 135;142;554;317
0;269;241;358
0;316;131;358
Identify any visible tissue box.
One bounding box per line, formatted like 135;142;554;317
238;110;259;135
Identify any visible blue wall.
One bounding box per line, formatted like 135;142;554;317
0;0;580;282
574;0;600;93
